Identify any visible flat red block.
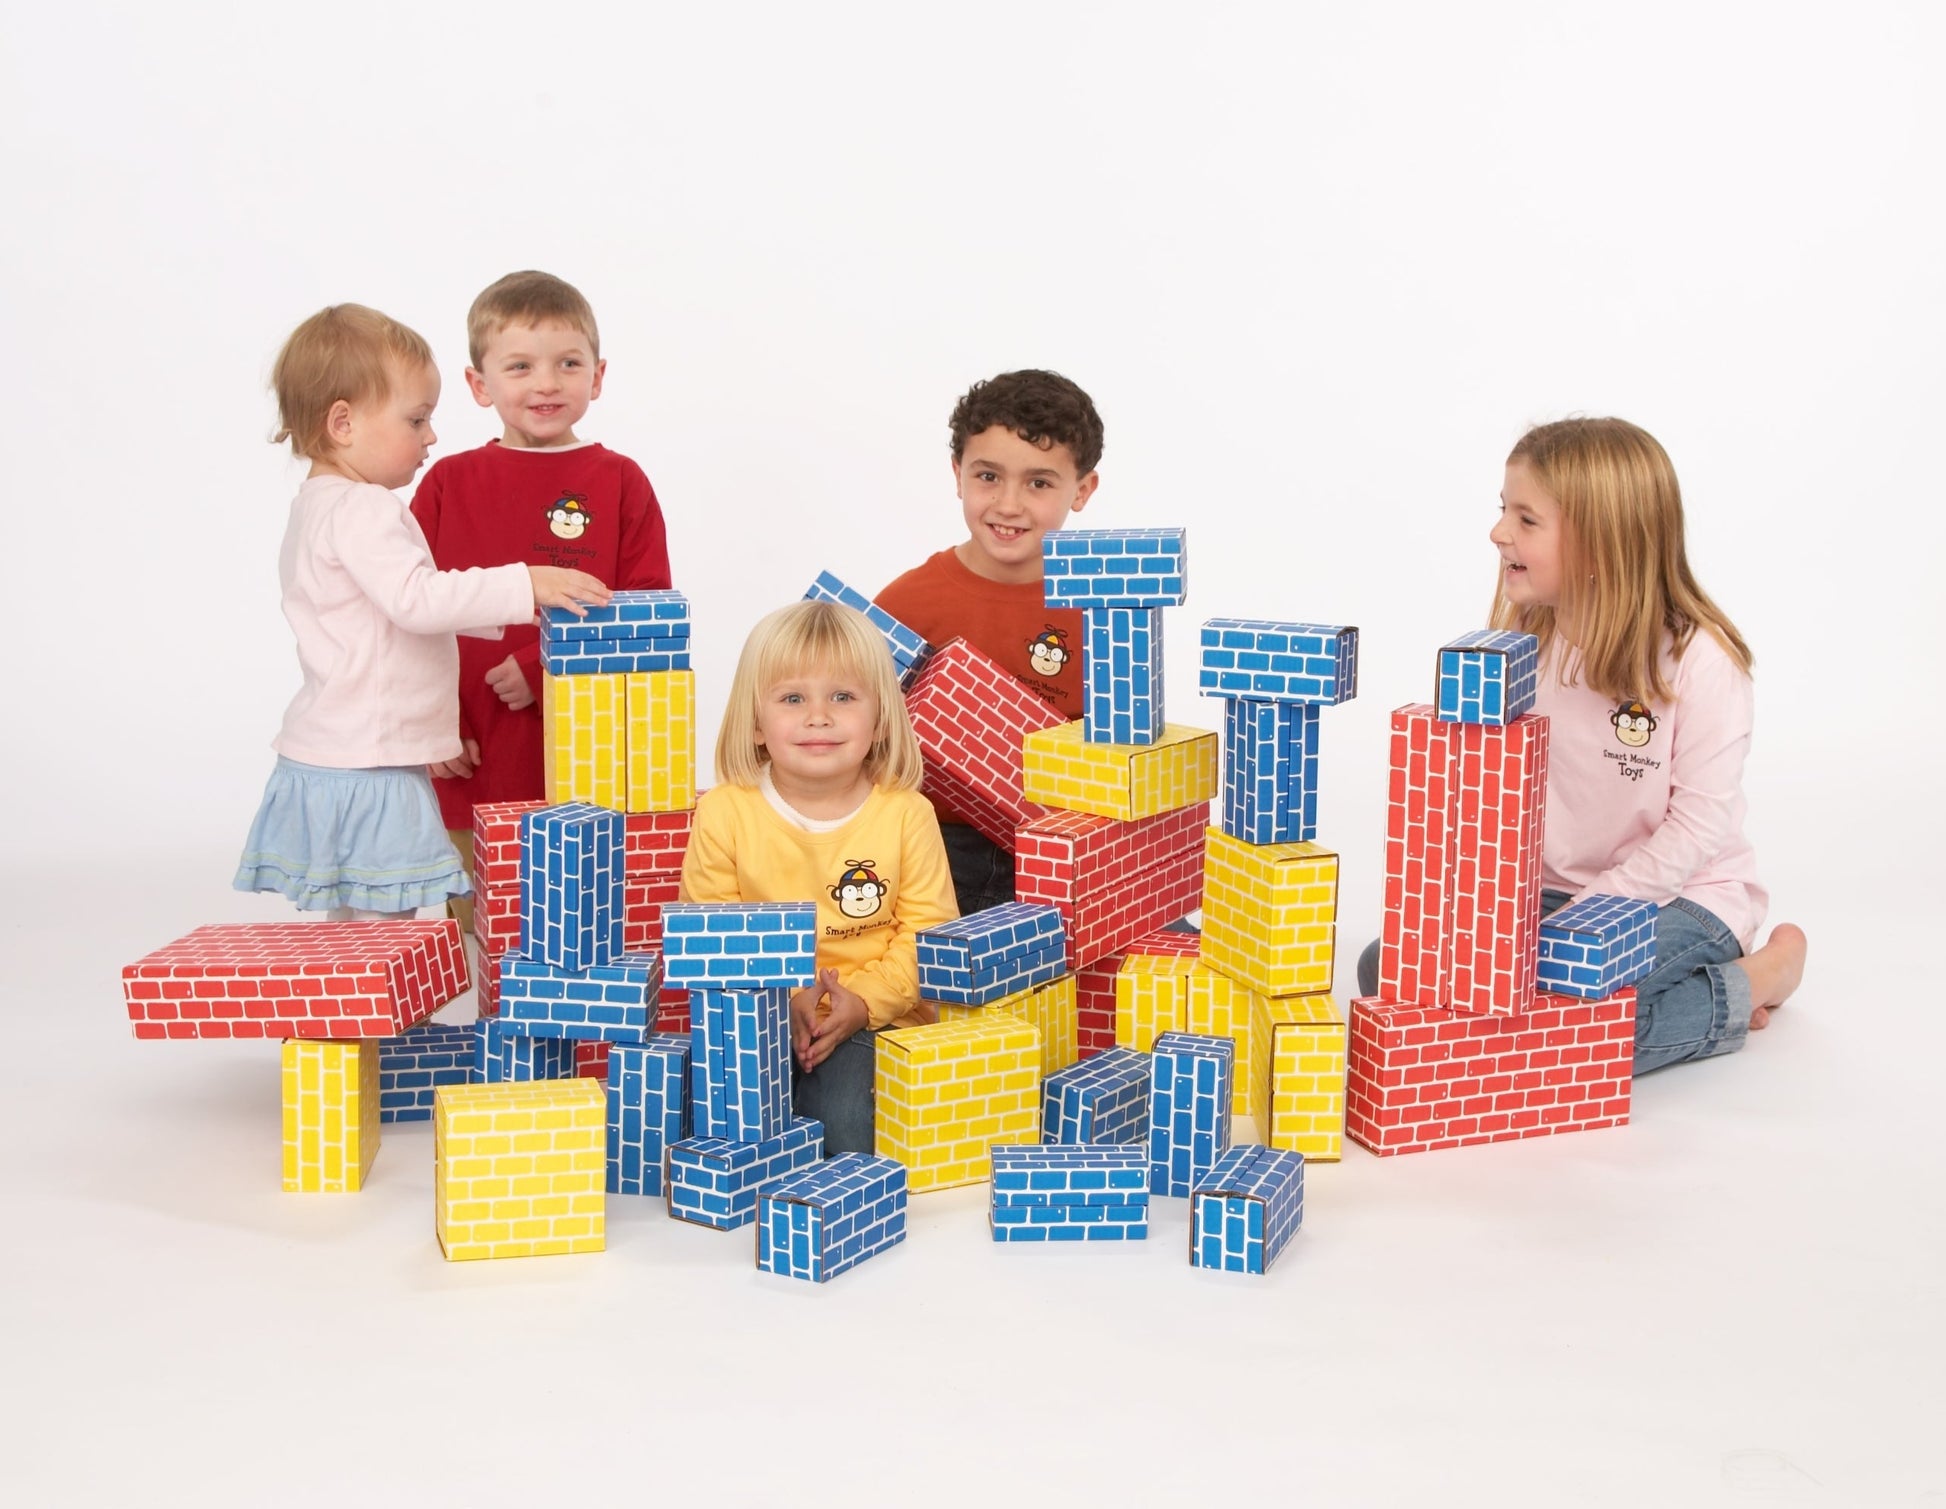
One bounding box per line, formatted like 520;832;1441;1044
904;639;1066;850
1016;804;1206;969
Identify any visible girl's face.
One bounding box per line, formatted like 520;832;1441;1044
1491;460;1566;609
755;663;879;799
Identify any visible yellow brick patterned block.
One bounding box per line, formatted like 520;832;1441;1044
1252;992;1347;1160
1200;828;1340;997
938;975;1078;1078
544;671;628;809
1020;721;1218;821
876;1017;1040;1192
626;670;696;814
434;1078;607;1261
1115;953;1195;1053
281;1040;380;1192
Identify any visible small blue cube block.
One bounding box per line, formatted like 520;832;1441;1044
1435;629;1540;725
1191;1143;1305;1275
758;1152;909;1281
1537;893;1658;999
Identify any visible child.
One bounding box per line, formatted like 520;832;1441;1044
875;369;1103;914
1357;417;1806;1071
234;304;610;919
678;600;959;1154
411;271;672;927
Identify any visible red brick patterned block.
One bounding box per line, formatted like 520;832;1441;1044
904;639;1066;850
123;921;470;1040
575;1041;613;1079
1076;928;1204;1059
1016;804;1207;970
474;800;546;959
656;989;690;1035
1345;988;1633;1156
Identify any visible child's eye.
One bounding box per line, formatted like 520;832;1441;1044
975;470;998;484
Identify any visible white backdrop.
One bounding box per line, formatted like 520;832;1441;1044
3;4;1943;1505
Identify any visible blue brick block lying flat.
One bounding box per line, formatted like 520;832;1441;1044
521;804;623;972
1149;1032;1234;1197
541;640;692;676
916;903;1068;1006
1042;1047;1151;1146
1221;698;1319;845
1191;1143;1305;1275
1042;529;1188;608
540;589;692;643
379;1020;476;1123
1435;629;1539;725
759;1152;909;1282
499;951;664;1042
472;1017;578;1084
666;1118;825;1231
1198;619;1359;705
607;1033;690;1197
803;572;932;685
661;902;818;988
1084;606;1165;746
989;1143;1150;1241
1537;893;1658;999
688;987;791;1143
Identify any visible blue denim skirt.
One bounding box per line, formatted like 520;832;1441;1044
233;757;472;913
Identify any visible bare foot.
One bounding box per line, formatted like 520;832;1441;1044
1740;923;1807;1029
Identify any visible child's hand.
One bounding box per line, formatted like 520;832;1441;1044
484;655;535;711
799;969;869;1073
788;977;827;1061
428;739;480;780
528;566;611;617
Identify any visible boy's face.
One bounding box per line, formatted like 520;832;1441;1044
322;360;440;491
465;320;605;449
952;425;1098;585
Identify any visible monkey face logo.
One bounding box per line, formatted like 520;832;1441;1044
829;860;888;919
1027;625;1070;678
547;494;591;540
1611;699;1658;748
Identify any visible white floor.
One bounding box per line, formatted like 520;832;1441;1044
2;850;1935;1509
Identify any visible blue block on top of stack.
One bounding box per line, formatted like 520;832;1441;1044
666;1117;825;1231
607;1033;690;1196
661;902;818;988
1221;698;1319;845
499;951;664;1041
688;987;792;1143
1191;1143;1305;1275
1435;629;1539;725
989;1143;1150;1241
916;903;1068;1006
1084;606;1165;746
473;1017;578;1084
758;1152;909;1282
803;572;931;686
1149;1032;1234;1197
1537;894;1658;999
540;590;694;675
521;803;623;972
1042;529;1187;608
1042;1046;1150;1146
1198;620;1358;705
379;1020;475;1123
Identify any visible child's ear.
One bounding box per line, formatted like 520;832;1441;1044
1070;471;1100;513
589;358;607;402
464;368;495;409
325;398;354;445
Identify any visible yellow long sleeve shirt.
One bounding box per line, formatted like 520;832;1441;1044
676;783;959;1030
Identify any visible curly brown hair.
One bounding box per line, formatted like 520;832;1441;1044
949;369;1104;475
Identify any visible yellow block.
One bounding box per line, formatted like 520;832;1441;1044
281;1040;379;1193
937;975;1078;1078
434;1079;607;1260
1253;992;1347;1160
543;671;627;809
875;1017;1040;1192
1020;721;1218;821
626;670;696;814
1199;828;1339;997
1114;953;1195;1053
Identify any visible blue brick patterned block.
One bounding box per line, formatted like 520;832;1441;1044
688;987;792;1143
1149;1032;1234;1197
990;1143;1150;1241
803;572;932;685
1198;620;1359;705
1042;1047;1151;1146
521;804;623;972
1190;1143;1305;1275
1084;606;1165;746
1537;894;1658;998
540;589;692;644
541;639;693;676
472;1017;578;1084
607;1033;690;1197
379;1021;475;1123
498;951;663;1042
1435;629;1540;725
666;1117;825;1231
758;1152;909;1282
661;902;818;988
1042;529;1188;608
1221;698;1319;845
915;903;1068;1006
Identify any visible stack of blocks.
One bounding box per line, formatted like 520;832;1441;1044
758;1152;909;1281
918;903;1077;1078
989;1143;1150;1241
540;590;695;814
1190;1144;1305;1275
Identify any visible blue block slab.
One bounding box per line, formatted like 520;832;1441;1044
666;1118;825;1231
1191;1143;1305;1275
688;987;792;1143
498;951;663;1042
541;639;692;676
1041;529;1188;608
1220;698;1319;845
378;1021;476;1123
1197;620;1359;705
472;1017;578;1084
540;589;691;644
1149;1032;1234;1197
1042;1047;1151;1146
520;804;623;972
1435;629;1540;725
758;1152;909;1282
661;902;818;988
1537;894;1658;999
916;903;1068;1006
1084;606;1165;746
990;1143;1149;1208
607;1032;690;1197
803;572;932;685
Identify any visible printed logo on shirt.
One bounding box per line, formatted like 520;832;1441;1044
546;493;591;540
1603;698;1664;782
1026;624;1072;679
828;859;888;920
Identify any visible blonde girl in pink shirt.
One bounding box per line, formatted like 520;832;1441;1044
234;305;609;919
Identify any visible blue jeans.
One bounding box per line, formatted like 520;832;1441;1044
940;821;1016;916
1350;890;1750;1076
794;1028;877;1155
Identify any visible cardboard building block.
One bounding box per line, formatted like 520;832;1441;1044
1149;1032;1234;1196
1538;894;1658;999
1190;1144;1304;1275
1083;606;1165;746
657;989;691;1034
989;1143;1150;1241
542;671;628;810
521;803;623;973
540;589;691;643
575;1041;612;1079
1220;698;1319;846
688;987;792;1143
474;1018;578;1083
1436;629;1539;726
1198;619;1359;705
542;632;690;676
498;951;661;1042
916;903;1067;1006
434;1077;607;1260
666;1117;824;1231
1111;953;1266;1120
903;639;1065;850
1042;528;1188;608
758;1152;909;1281
473;799;547;964
804;572;931;685
606;1033;690;1197
1042;1046;1150;1146
1022;721;1219;822
1084;927;1201;1059
624;669;696;815
1251;992;1347;1161
621;807;692;954
661;902;817;989
875;1017;1041;1192
122;920;469;1041
1014;803;1206;971
282;1040;381;1192
1345;989;1635;1157
1115;952;1196;1053
938;974;1079;1078
1200;829;1339;999
380;1020;477;1124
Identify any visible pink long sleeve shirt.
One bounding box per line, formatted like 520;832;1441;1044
1535;631;1767;949
272;475;534;769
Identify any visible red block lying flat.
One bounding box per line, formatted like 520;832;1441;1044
1016;804;1207;970
904;639;1066;850
123;921;470;1040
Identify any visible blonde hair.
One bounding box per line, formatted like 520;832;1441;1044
1491;416;1752;703
466;270;600;367
714;600;925;791
271;305;434;461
